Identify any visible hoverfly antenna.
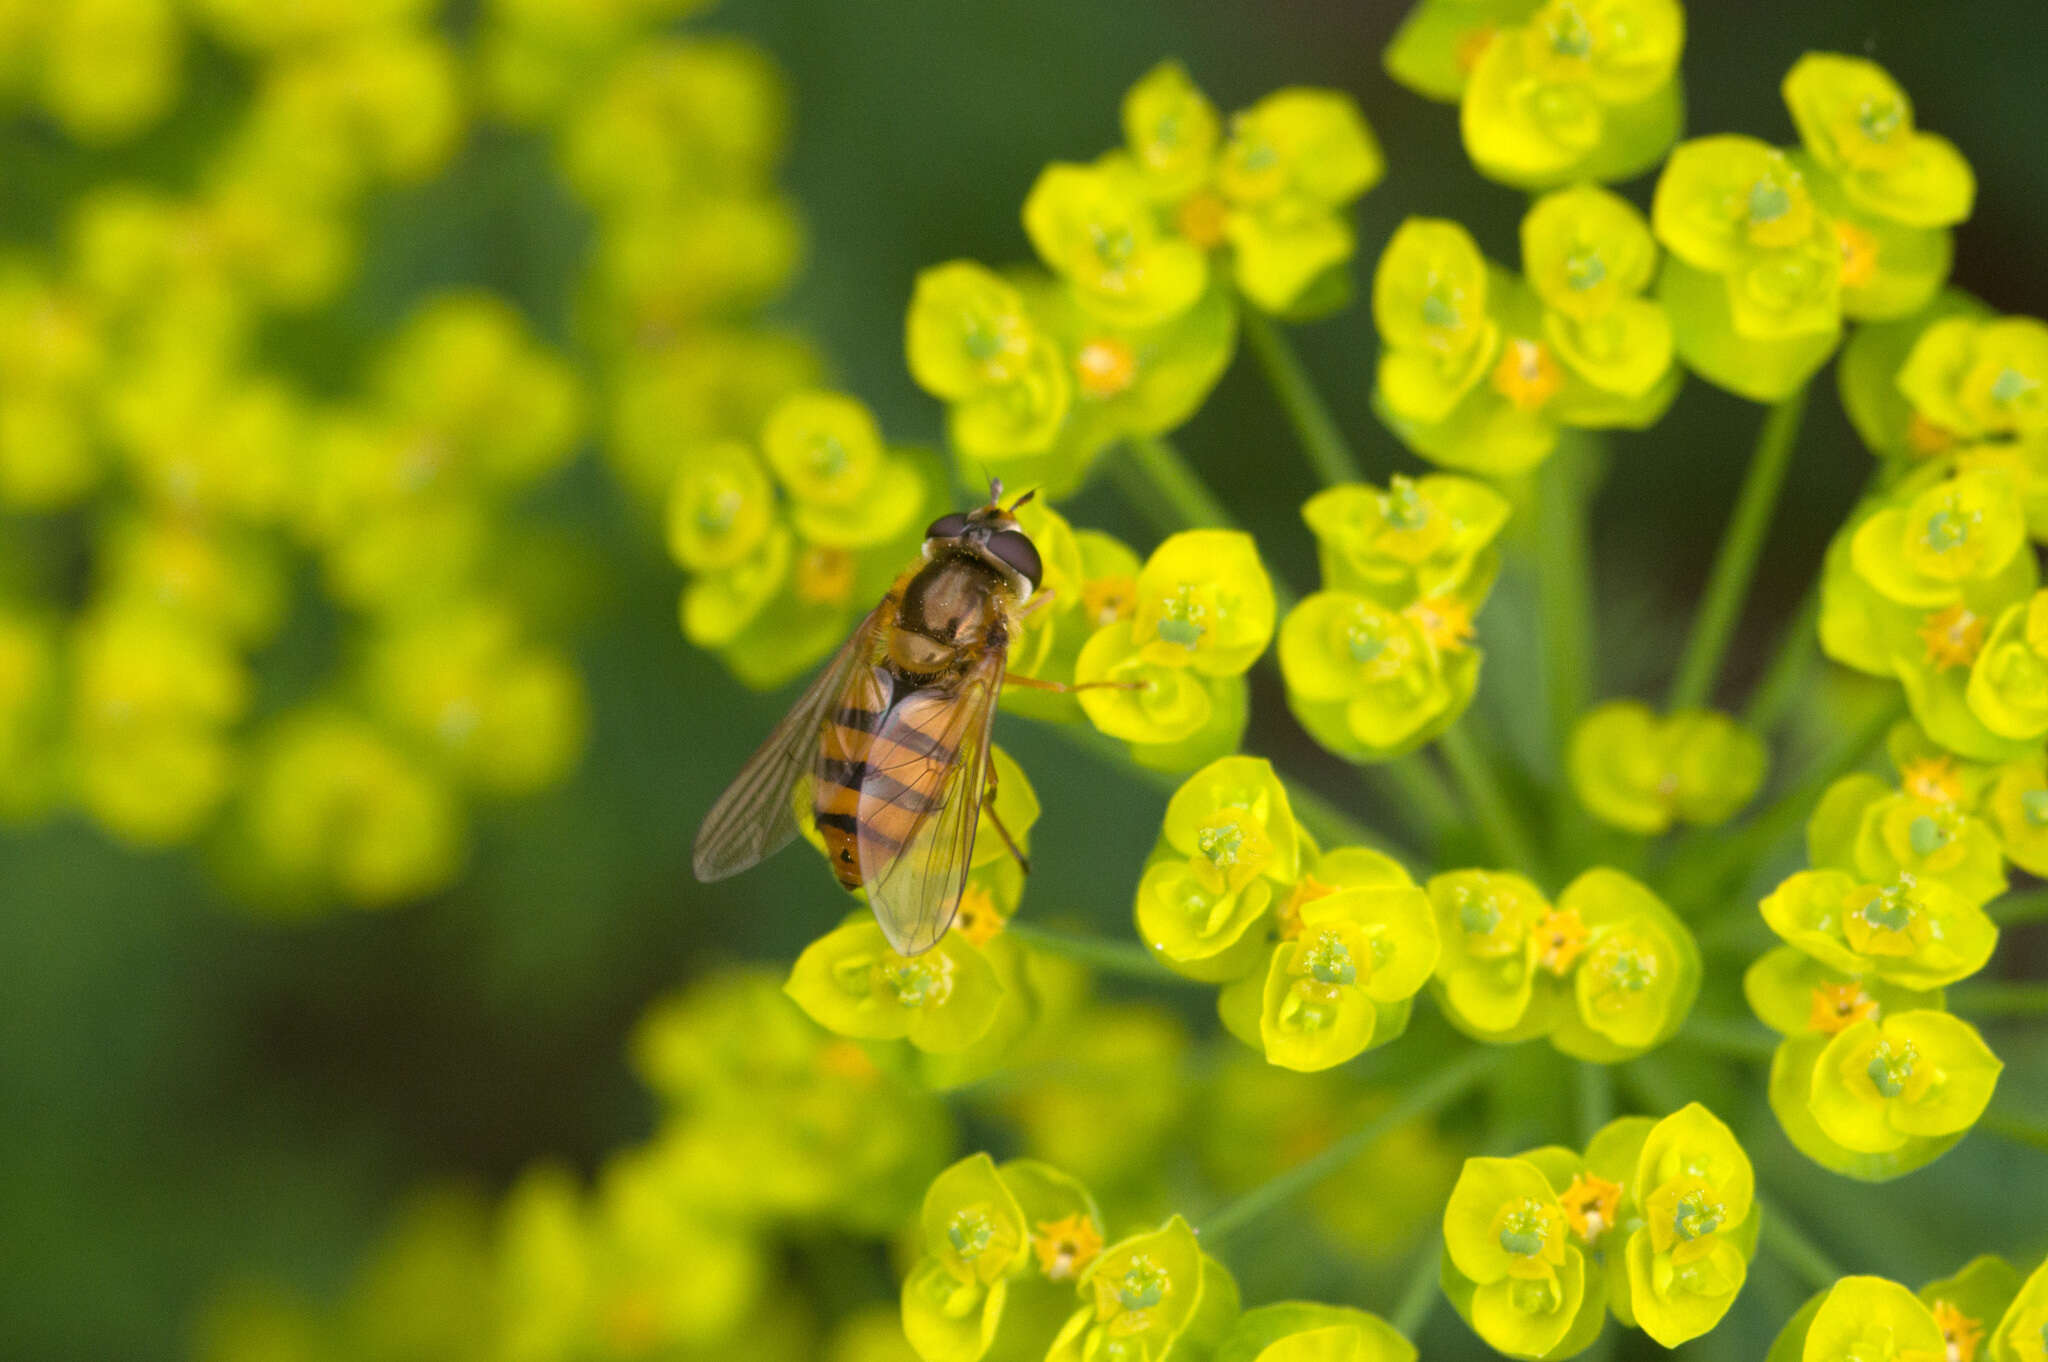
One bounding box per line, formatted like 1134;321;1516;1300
987;475;1004;506
1009;488;1037;512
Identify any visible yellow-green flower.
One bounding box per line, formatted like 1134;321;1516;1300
1783;54;1975;230
1024;160;1208;328
1216;1302;1417;1362
1807;1009;2002;1154
786;918;1006;1054
1623;1103;1755;1346
1990;1257;2048;1362
1256;883;1439;1071
1760;869;1997;989
1459;0;1685;190
1569;701;1767;834
1046;1216;1240;1362
1427;869;1558;1038
1442;1155;1588;1358
1801;1278;1951;1362
1300;474;1509;608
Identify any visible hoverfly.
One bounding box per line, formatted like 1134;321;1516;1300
692;481;1127;955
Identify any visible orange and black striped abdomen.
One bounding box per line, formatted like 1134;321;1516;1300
815;679;960;890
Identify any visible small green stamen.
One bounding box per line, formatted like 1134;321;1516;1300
1564;247;1606;292
1672;1190;1725;1242
1748;178;1792;223
1867;1038;1917;1098
949;1208;994;1259
1908;814;1950;858
1116;1257;1168;1311
1303;930;1357;987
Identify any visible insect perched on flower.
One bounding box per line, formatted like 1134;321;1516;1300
693;480;1134;953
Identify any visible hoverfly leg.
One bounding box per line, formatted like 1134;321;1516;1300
1017;587;1057;621
1003;673;1148;694
983;781;1031;874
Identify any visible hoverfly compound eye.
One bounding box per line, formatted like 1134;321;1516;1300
924;512;970;540
987;529;1043;589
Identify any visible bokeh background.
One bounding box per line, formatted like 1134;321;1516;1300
5;1;2047;1359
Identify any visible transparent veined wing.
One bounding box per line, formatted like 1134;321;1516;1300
856;645;1006;955
691;608;884;882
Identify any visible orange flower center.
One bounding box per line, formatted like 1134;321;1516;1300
1534;906;1591;975
951;882;1006;946
818;1039;879;1082
1835;218;1881;289
1083;574;1138;627
1404;592;1477;653
1906;411;1958;458
1455;23;1499;74
1491;337;1563;411
1177;191;1230;249
1032;1213;1105;1281
1077;336;1140;398
1276;873;1339;940
1932;1300;1984;1362
1559;1172;1624;1243
1900;754;1964;806
1808;981;1880;1035
794;544;857;605
1919;603;1986;670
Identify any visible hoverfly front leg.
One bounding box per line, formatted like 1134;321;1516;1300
1009;588;1145;693
1003;673;1148;694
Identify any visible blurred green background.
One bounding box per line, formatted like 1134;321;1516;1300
5;2;2047;1359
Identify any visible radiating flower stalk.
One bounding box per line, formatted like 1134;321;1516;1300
149;9;2048;1362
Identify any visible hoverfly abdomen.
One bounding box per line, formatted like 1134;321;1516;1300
814;684;959;889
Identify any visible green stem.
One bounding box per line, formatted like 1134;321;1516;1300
1991;886;2048;927
1118;433;1241;533
1287;780;1417;863
1671;693;1905;901
1004;922;1190;983
1674;1014;1780;1063
1980;1110;2048;1154
1537;437;1597;773
1742;581;1822;732
1755;1194;1845;1292
1389;1233;1444;1337
1667;388;1808;712
1117;433;1299;613
1035;715;1418;864
1573;1063;1614;1147
1367;754;1463;847
1201;1046;1505;1244
1948;981;2048;1017
1240;308;1364;486
1438;723;1545;878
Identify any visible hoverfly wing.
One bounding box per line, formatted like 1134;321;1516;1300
692;608;884;882
856;645;1006;955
